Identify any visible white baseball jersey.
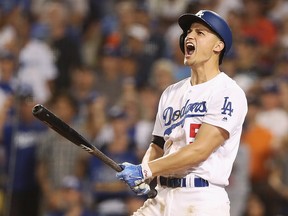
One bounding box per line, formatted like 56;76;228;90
152;72;247;186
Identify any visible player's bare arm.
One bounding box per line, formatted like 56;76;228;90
142;143;164;163
148;123;229;177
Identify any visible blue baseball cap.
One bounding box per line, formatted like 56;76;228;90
178;10;233;57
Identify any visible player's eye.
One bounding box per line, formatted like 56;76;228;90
197;30;204;35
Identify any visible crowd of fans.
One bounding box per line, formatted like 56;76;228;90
0;0;288;215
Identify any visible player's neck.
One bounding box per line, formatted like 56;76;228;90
190;65;221;86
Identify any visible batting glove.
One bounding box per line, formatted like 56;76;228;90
116;162;152;195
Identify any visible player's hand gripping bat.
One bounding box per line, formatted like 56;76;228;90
32;104;157;198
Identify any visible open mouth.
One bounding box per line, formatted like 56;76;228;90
186;42;195;55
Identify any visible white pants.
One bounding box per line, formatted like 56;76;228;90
132;185;230;216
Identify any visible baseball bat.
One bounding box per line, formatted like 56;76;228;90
32;104;157;198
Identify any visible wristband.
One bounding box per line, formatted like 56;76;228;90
141;162;153;179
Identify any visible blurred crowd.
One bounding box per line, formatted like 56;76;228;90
0;0;288;216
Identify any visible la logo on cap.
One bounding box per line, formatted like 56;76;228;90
196;11;205;18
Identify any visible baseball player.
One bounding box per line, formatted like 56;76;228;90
116;10;248;216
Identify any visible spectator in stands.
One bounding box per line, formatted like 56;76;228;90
36;91;83;214
17;22;58;104
243;192;266;216
242;95;274;185
233;37;264;92
240;0;278;68
2;84;47;216
95;48;123;109
87;106;143;216
256;81;288;150
44;175;94;216
37;1;82;91
268;134;288;215
69;66;98;123
242;95;275;215
0;49;17;95
149;58;177;94
226;136;250;216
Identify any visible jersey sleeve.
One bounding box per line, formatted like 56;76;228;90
203;86;247;136
152;93;165;137
152;86;172;137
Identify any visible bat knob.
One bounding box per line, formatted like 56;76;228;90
32;104;44;114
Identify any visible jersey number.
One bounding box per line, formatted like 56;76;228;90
189;123;201;143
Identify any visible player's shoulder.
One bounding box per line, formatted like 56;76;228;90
216;73;248;111
218;73;246;95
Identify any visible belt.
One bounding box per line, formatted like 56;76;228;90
159;176;209;188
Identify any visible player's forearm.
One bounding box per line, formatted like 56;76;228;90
147;124;228;177
148;142;210;177
142;143;164;164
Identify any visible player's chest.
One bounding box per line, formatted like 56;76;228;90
162;89;209;126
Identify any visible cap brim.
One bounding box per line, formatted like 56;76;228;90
178;14;207;31
178;13;223;42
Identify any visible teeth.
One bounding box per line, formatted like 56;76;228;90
187;44;194;49
186;42;194;48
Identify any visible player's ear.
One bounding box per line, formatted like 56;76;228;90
213;40;225;54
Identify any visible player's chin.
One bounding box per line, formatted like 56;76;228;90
184;57;193;66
